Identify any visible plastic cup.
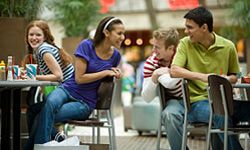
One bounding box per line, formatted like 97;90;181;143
13;65;20;80
26;64;37;80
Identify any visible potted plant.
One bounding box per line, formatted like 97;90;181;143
230;0;250;72
0;0;42;21
219;0;250;72
0;0;42;63
47;0;102;59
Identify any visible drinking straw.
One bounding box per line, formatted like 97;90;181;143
220;68;223;75
29;54;33;64
12;56;15;65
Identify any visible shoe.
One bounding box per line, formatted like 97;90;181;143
54;131;67;142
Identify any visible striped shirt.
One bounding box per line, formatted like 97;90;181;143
143;52;182;100
144;53;164;78
35;42;74;82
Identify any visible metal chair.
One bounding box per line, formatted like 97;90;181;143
206;75;250;150
181;79;208;150
64;77;117;150
157;79;207;150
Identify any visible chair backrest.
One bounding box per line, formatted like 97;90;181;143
159;83;167;110
159;79;189;111
208;75;234;116
96;77;115;110
182;79;191;112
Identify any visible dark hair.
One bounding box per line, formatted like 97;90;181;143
184;6;213;32
25;20;72;66
93;16;123;46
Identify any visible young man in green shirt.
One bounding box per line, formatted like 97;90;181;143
169;6;250;150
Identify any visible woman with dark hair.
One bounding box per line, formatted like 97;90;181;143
24;16;124;150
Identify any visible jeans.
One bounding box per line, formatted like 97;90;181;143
161;99;185;150
27;101;59;139
26;87;46;134
24;86;92;150
26;101;45;134
26;93;60;139
162;99;249;150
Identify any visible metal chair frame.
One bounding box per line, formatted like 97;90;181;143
64;77;117;150
157;79;207;150
181;79;208;150
156;84;167;150
206;75;250;150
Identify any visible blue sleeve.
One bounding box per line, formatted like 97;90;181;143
74;40;91;62
113;50;121;67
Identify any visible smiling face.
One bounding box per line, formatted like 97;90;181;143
153;38;175;62
106;23;125;49
184;19;204;43
28;26;45;50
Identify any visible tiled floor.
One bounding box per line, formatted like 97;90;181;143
68;115;207;150
68;115;138;137
76;134;207;150
68;113;250;150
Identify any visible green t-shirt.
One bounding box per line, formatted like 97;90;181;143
172;33;240;103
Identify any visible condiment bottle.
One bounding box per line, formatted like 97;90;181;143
0;60;6;80
7;56;13;81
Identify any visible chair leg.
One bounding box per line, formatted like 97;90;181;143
156;116;162;150
108;128;113;150
206;131;211;150
92;127;95;143
206;118;212;150
244;133;248;150
107;110;113;150
97;127;100;143
223;120;228;150
181;113;188;150
207;89;213;150
224;130;228;150
181;126;188;150
97;110;100;144
108;110;117;150
64;123;69;136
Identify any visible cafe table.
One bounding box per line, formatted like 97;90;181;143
0;80;59;150
234;83;250;88
233;83;250;100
